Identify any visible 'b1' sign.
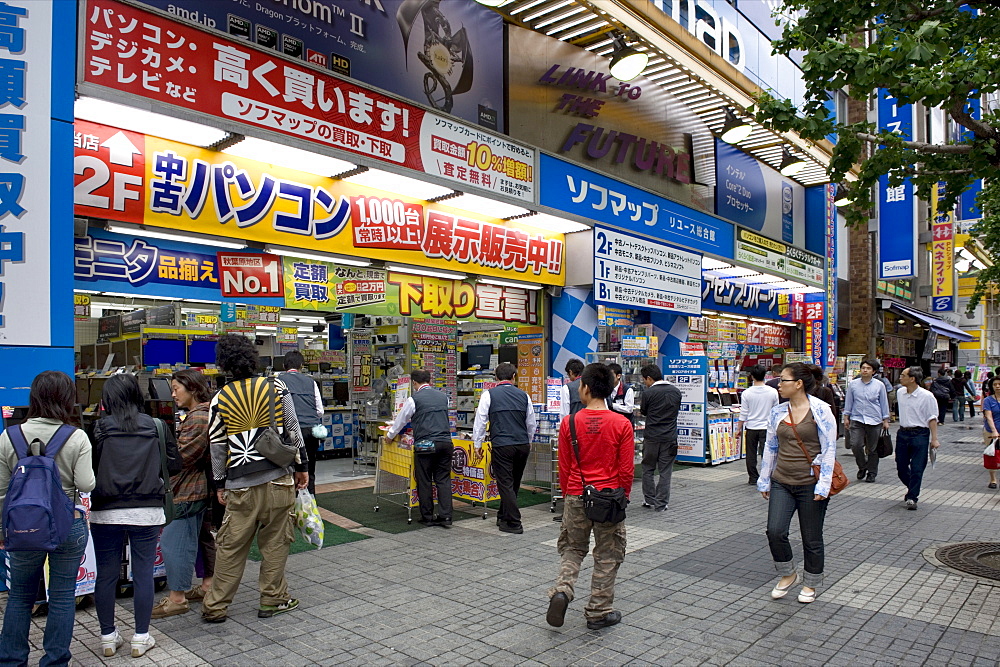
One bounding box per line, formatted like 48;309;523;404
217;253;283;298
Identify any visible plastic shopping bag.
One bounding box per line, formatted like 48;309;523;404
294;489;324;549
985;441;996;457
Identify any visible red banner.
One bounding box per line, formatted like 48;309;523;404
217;252;283;298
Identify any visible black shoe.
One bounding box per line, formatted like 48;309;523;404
857;470;866;481
587;610;622;630
499;523;524;534
418;518;436;526
436;517;452;529
546;592;569;627
866;474;876;483
641;502;653;508
748;480;758;486
201;614;227;624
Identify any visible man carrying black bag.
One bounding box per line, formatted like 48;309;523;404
546;364;634;630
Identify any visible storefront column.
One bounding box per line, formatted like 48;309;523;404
648;312;689;359
550;287;598;377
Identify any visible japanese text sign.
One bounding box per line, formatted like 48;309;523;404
877;91;917;279
735;227;824;286
930;183;955;312
217;252;283;299
701;275;792;321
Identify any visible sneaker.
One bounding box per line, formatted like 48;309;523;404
258;598;299;618
100;630;123;658
151;596;190;619
586;610;622;629
906;499;917;510
130;633;155;658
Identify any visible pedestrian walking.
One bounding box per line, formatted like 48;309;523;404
844;358;890;482
201;334;309;623
386;369;454;528
895;367;940;510
546;363;633;630
639;364;681;511
91;374;180;658
982;369;998;400
0;371;95;667
952;371;969;422
559;358;585;419
982;377;1000;490
152;370;214;619
759;363;837;605
736;365;779;485
930;368;957;425
472;362;537;534
278;350;325;495
965;371;979;419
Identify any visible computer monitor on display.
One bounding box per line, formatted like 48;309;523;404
498;346;518;366
142;338;185;367
148;377;173;401
466;344;492;370
187;339;218;366
257;356;272;374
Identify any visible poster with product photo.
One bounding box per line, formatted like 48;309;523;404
664;356;708;464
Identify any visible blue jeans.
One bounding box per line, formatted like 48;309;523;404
0;517;88;667
91;524;161;636
953;399;963;422
895;428;930;502
160;505;204;592
765;481;829;588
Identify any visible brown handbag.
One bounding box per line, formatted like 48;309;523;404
787;405;849;497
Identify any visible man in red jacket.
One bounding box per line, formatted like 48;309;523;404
546;363;634;630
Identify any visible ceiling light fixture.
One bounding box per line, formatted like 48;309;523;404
223;137;355;177
834;184;854;207
511;212;590;233
441;192;529;220
478;278;544;291
720;107;753;144
75;97;229;147
608;32;648;82
778;146;807;177
264;245;371;267
104;223;248;250
701;257;733;271
341;166;453;201
386;264;467;280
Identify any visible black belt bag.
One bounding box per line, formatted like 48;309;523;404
569;413;627;524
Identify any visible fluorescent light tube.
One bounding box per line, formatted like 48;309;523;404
386;264;467;280
443;192;529;220
478;278;544;290
75;97;229;147
343;167;453;201
515;213;589;234
264;245;371;266
223;137;355;177
105;223;247;249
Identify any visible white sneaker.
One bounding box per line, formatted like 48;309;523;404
131;633;155;658
100;630;123;657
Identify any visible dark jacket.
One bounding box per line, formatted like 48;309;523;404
91;413;180;511
931;376;956;401
640;382;682;444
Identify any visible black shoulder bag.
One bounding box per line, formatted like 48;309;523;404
568;412;628;524
251;378;299;468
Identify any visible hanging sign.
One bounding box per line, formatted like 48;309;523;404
735;228;824;285
877;91;917;279
930;183;955;312
74;294;92;321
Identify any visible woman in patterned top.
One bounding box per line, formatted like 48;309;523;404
758;363;838;605
152;370;215;620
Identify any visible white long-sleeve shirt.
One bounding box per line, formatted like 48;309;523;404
473;386;538;449
608;382;635;416
559;385;571;418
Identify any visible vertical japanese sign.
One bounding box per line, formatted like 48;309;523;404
516;326;545;404
930;183;955;312
824;183;837;369
877;91;917;279
0;2;73;350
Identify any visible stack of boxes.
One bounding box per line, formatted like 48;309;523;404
318;410;357;452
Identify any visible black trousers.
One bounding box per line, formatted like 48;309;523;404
492;444;531;527
303;433;321;495
744;428;767;483
414;441;454;522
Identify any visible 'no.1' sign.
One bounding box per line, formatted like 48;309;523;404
217;253;284;298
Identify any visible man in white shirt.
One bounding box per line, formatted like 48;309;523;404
606;363;636;426
736;365;779;486
895;366;940;510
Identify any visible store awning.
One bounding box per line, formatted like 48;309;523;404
886;303;976;342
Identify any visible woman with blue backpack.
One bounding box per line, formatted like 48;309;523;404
0;370;95;667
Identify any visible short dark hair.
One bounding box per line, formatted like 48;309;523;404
749;365;767;382
860;358;880;373
411;369;431;385
283;350;304;370
171;369;213;404
905;366;924;385
101;374;144;433
217;334;258;380
994;366;1000;375
937;367;947;376
606;362;623;377
966;371;974;380
564;358;584;378
640;364;662;382
26;371;78;426
495;362;516;381
580;363;614;400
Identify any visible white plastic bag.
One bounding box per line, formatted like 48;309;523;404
294;489;324;549
984;441;996;457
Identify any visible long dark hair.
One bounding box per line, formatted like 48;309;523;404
26;371;78;426
101;374;144;432
172;369;212;404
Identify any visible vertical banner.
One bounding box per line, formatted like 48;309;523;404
931;184;955;312
824;183;838;368
877;91;917;279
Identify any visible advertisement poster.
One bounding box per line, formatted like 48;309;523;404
877;90;917;279
735;227;824;286
73;120;559;284
546;377;562;412
451;440;499;503
130;0;505;130
516;327;545;404
664;356;708;464
930;184;955;312
348;329;373;397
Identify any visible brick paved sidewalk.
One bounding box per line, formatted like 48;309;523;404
6;420;1000;666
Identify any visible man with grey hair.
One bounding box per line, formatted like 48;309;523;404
895;366;940;510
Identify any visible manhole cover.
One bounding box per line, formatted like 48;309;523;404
934;543;1000;581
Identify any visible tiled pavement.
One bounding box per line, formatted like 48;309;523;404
7;420;1000;666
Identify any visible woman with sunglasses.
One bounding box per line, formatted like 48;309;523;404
758;362;838;604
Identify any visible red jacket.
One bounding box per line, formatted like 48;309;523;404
558;409;634;498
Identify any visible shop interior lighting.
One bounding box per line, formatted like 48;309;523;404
608;32;648;82
385;264;467;280
834;184;854;207
340;167;453;201
700;310;718;316
897;318;906;324
441;192;530;220
473;0;509;6
264;245;371;267
745;274;787;285
179;298;219;304
512;212;589;233
256;326;278;332
223;137;355;177
105;223;248;250
478;278;544;291
714;267;763;279
719;108;753;145
778;147;807;177
701;257;733;271
768;280;806;290
75;97;229;148
98;291;173;300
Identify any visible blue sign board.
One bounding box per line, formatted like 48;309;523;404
539;154;735;258
701;275;792;321
877;91;917;279
132;0;505;130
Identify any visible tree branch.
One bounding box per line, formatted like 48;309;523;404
902;167;975;176
949;98;999;141
855;132;973;153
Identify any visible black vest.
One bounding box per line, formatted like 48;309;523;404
567;379;584;415
278;371;320;427
410;386;452;444
487;382;530;447
608;382;635;426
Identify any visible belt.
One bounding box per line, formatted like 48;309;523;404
898;427;929;432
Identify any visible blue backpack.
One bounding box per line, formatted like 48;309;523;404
2;424;76;552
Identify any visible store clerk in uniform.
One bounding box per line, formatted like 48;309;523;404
384;370;454;528
472;363;537;535
606;363;636;426
559;358;586;419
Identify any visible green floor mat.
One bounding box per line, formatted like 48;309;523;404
484;486;552;510
247;520;368;562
